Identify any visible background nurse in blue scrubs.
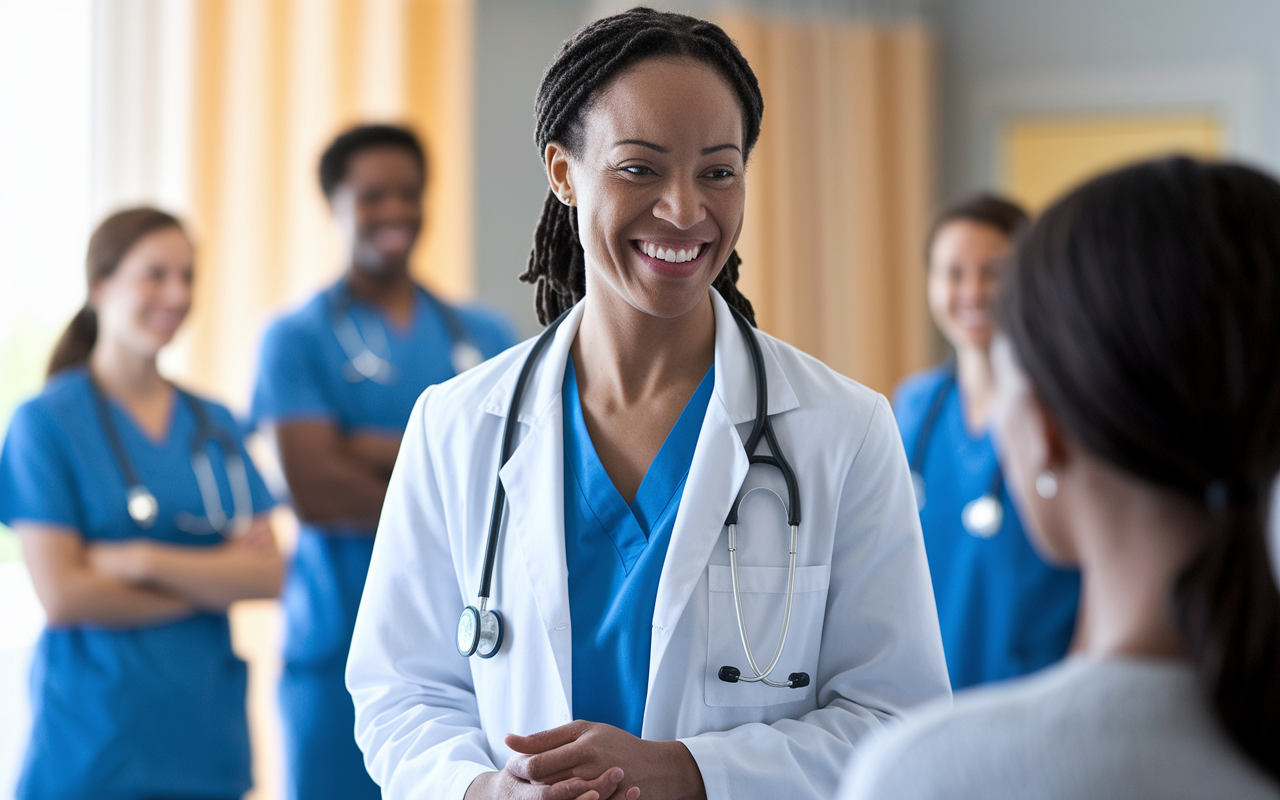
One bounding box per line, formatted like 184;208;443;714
894;194;1080;689
251;124;516;800
0;207;282;800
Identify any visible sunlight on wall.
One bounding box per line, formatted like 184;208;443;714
1003;112;1224;211
0;3;93;793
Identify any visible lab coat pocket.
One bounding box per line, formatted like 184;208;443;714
704;563;830;707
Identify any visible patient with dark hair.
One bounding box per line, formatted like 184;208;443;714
841;157;1280;799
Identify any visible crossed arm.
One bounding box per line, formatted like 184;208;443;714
18;515;283;628
268;420;402;530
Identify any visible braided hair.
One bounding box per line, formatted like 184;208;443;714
519;7;763;326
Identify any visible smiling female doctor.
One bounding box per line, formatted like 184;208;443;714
346;9;950;800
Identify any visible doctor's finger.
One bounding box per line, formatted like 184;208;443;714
506;720;590;755
539;767;625;800
508;743;600;783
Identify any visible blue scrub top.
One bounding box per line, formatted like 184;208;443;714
251;279;517;667
562;357;714;735
0;367;275;800
895;363;1080;689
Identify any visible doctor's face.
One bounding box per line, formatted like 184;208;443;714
91;226;194;359
550;56;747;320
329;145;425;279
928;219;1011;352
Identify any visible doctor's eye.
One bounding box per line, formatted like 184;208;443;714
620;164;656;176
704;167;736;181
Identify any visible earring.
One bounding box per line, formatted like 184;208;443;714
1035;470;1058;499
560;193;572;205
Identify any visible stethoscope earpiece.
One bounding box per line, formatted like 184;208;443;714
718;665;810;689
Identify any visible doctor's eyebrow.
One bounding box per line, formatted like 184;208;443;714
613;139;742;156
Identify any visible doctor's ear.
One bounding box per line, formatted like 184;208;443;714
544;142;575;207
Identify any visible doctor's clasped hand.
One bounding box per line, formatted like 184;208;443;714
475;721;703;800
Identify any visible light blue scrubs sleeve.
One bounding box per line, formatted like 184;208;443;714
252;317;335;426
0;401;82;529
208;403;278;514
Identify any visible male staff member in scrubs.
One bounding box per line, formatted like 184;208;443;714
894;195;1080;688
347;11;950;800
252;124;516;800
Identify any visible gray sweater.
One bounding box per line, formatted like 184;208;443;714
838;657;1279;800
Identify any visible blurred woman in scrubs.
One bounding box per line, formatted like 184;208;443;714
893;195;1080;688
0;207;282;800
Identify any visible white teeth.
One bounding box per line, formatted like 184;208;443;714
641;242;702;263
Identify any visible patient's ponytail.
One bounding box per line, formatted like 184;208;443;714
1172;484;1280;774
999;157;1280;779
47;207;183;379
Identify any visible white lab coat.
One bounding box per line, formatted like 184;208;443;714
347;289;950;800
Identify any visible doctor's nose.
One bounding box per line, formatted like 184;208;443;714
653;180;707;230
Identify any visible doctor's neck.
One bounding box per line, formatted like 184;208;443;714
955;342;995;432
572;290;716;403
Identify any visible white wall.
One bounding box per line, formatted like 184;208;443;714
0;1;93;792
472;0;591;337
934;0;1280;202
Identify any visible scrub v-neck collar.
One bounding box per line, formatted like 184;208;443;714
562;356;714;571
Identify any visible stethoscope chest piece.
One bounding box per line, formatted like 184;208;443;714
961;494;1003;538
456;604;503;658
127;485;160;527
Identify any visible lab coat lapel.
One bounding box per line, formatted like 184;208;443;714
646;291;797;693
489;304;586;718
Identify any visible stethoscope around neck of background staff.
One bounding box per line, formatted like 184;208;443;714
331;280;484;385
909;362;1004;539
89;377;254;536
455;305;811;691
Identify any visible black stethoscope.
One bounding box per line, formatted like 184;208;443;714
331;280;484;384
90;378;254;536
456;305;811;691
908;363;1004;538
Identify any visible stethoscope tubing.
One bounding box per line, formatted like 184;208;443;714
331;281;481;383
477;310;570;604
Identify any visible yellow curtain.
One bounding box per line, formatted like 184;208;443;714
718;15;937;396
180;4;474;798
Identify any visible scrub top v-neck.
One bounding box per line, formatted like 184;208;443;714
562;357;715;736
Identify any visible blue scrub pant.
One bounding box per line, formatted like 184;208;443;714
279;662;381;800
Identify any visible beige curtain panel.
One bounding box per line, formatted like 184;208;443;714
719;14;937;396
